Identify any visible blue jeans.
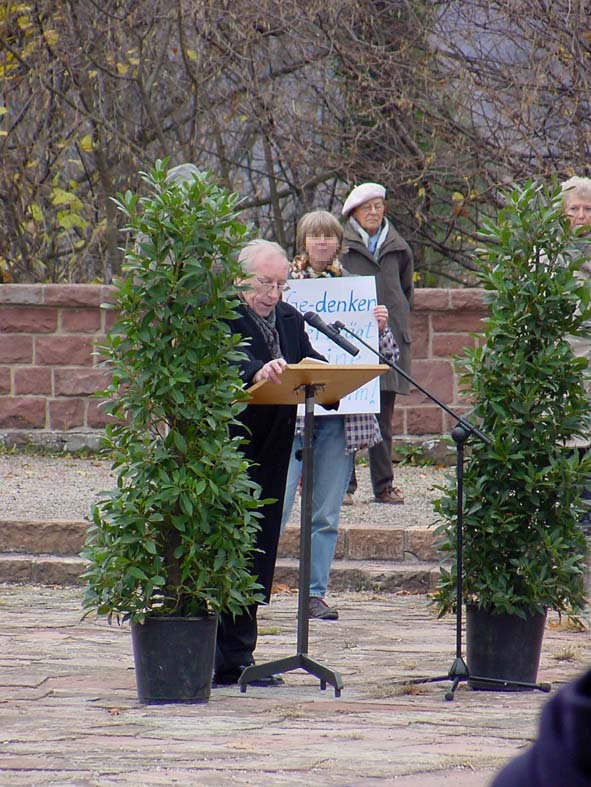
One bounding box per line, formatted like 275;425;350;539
281;415;353;599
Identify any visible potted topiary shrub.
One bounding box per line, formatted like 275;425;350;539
81;160;264;704
434;181;591;689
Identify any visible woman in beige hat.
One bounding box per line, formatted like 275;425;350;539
341;183;414;505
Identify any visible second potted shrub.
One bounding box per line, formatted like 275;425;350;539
434;181;591;688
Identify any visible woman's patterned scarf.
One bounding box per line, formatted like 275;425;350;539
290;254;343;279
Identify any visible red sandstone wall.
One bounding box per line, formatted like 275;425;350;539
395;288;485;437
0;285;486;446
0;285;116;446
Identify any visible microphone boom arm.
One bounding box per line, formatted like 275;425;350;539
329;321;490;445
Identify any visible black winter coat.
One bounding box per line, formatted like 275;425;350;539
228;300;324;602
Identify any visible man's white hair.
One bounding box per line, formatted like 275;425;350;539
238;239;288;274
165;163;201;187
561;176;591;202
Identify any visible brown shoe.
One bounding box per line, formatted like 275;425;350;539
374;486;404;504
342;493;354;506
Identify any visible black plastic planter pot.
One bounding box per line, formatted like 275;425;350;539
466;605;547;691
131;614;218;704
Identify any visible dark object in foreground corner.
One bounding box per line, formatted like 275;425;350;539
491;667;591;786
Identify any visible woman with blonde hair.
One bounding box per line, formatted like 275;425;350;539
281;210;398;620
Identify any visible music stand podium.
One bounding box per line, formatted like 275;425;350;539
239;361;387;696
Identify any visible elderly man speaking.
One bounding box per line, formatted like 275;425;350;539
341;182;414;506
214;239;326;687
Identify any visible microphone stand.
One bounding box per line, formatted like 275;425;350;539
240;342;350;696
331;320;551;700
240;377;344;696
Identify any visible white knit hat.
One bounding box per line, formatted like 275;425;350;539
341;182;386;217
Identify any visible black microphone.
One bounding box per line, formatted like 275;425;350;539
303;312;360;357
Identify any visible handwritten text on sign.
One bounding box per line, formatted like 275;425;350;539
284;276;380;414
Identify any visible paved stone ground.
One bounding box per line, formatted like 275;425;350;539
1;584;590;787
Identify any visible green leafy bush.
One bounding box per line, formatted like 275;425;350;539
82;161;264;622
433;181;591;620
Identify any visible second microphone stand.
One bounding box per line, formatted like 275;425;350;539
331;320;551;700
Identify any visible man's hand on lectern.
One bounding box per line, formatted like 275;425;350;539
253;358;287;385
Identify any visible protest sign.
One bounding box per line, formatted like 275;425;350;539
284;276;380;414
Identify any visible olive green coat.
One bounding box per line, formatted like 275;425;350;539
341;220;414;394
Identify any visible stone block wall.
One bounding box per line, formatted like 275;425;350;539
395;288;485;437
0;285;117;450
0;285;487;449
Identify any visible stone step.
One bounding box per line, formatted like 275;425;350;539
279;523;439;563
0;520;86;555
0;519;443;591
0;520;440;563
0;553;87;585
274;558;440;594
0;552;441;593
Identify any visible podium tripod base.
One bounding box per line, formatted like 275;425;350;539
239;653;343;697
404;657;551;701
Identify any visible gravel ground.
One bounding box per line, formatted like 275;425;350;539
0;451;449;528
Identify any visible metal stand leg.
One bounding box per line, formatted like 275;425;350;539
240;384;343;697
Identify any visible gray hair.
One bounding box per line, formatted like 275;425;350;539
238;239;288;274
561;176;591;203
165;163;201;187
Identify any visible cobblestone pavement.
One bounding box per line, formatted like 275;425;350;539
1;584;590;787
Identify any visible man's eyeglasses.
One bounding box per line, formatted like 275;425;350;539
254;277;290;293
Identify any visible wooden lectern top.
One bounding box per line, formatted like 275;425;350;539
246;360;387;406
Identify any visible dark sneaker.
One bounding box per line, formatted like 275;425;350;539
308;596;339;620
242;673;285;688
